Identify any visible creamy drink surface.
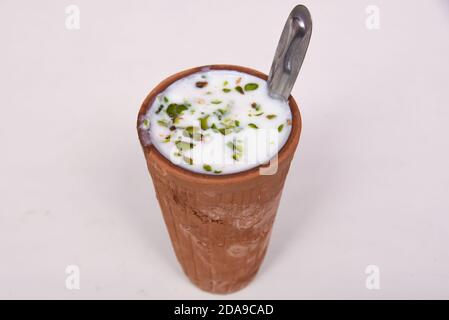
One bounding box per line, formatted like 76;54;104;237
141;70;292;175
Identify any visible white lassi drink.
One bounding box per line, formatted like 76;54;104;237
141;70;292;175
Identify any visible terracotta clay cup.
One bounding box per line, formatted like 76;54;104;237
137;65;302;294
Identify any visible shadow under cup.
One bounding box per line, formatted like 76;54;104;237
137;65;302;294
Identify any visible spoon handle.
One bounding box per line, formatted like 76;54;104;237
268;5;312;100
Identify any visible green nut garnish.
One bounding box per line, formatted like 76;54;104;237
162;134;171;143
278;124;284;132
155;105;164;114
183;156;193;165
227;139;243;161
199;115;209;130
166;103;188;120
235;86;244;94
183;126;194;138
244;83;259;91
175;141;194;151
157;119;169;127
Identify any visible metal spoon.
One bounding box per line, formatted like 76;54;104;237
267;5;312;100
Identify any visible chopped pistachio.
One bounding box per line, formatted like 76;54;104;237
166;103;188;120
244;83;259;91
193;133;203;141
176;104;188;113
162;134;171;143
155;105;164;114
183;156;193;165
222;88;231;93
227;140;243;152
235;86;244;94
211;100;222;104
266;114;277;119
199;115;209;130
183;126;202;141
219;127;234;135
222;117;234;127
278;124;284;132
183;126;194;138
227;139;243;161
248;123;258;129
175;141;194;151
213;170;222;174
157;119;169;127
163;96;169;103
223;80;228;86
203;164;212;172
143;119;149;128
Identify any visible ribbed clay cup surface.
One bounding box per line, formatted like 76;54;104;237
137;65;302;294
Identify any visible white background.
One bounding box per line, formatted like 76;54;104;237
1;0;449;299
